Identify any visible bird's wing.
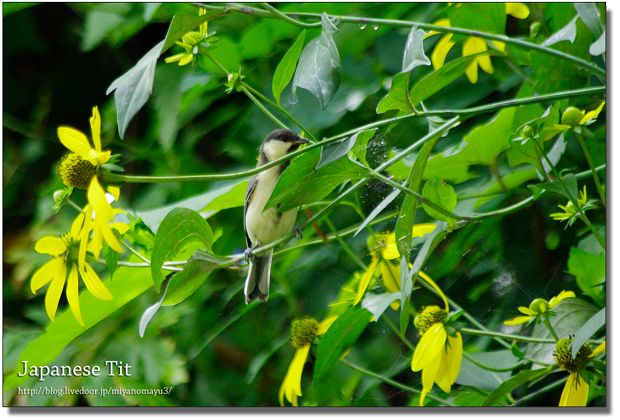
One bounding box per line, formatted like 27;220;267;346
244;175;258;248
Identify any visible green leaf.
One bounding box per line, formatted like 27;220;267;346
139;274;172;337
567;247;606;307
408;52;485;105
246;335;289;384
163;250;236;306
361;292;400;322
292;13;342;110
401;26;431;73
106;40;164;139
574;3;603;39
151;208;214;292
272;30;306;107
376;72;414;114
314;306;372;383
482;368;552;406
317;134;358;170
101;241;119;280
589;30;606;56
137;180;248;234
3;2;40;16
450;2;505;35
525;298;599;364
3;264;152;392
160;9;226;56
456;350;521;392
266;148;369;213
395;135;440;260
570;308;605;359
81;9;124;52
353;188;400;237
422;178;457;224
541;16;578;47
350;129;377;168
506;138;545;175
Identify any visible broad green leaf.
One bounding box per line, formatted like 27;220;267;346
482;368;552;406
361;292;400;322
423;106;541;184
350;129;377;167
401;26;431;73
266;148;369;213
292;13;342;110
272;30;306;107
246;335;289;384
450;2;505;35
570;308;605;359
376;72;414;114
101;241;118;280
456;350;521;392
3;2;39;16
317;134;358;170
395;135;440;260
506;138;545;175
162;250;236;306
3;264;152;392
567;247;605;307
81;9;124;52
589;30;606;56
151;208;213;292
422;178;457;224
160;9;227;56
525;298;599;365
137;180;248;234
314;306;372;383
106;40;164;139
353;189;400;237
541;16;578;47
574;3;603;39
139;274;172;337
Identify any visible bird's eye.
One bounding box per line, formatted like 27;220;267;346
281;135;288;141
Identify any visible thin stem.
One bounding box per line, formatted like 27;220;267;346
259;3;322;28
575;132;606;207
67;199;86;214
510;372;566;406
240;85;289;130
383;314;415;352
543;315;559;342
323;216;367;271
462;352;525;372
459;327;556;344
339;358;456;406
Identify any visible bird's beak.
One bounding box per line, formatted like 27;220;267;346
294;137;309;145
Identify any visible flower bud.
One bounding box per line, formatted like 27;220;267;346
529;298;548;314
521;124;535;139
561;107;584;127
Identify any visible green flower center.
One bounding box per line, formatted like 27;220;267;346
529;298;548;314
554;336;592;372
58;154;96;190
561;107;584;127
414;305;447;335
521;124;535;139
290;317;319;349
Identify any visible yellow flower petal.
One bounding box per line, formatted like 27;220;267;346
505;3;530;19
66;265;84;326
444;333;463;385
279;344;310;406
71;212;85;239
412;223;437;238
88;177;114;221
431;33;455;70
559;372;589;406
503;315;532;325
549;290;576;309
35;236;67;256
179;54;194;66
517;306;537;316
45;262;67;322
90;106;102;152
590;342;605;358
354;257;380;304
107;185;121;201
425;18;451;38
79;263;113;301
580;102;605;125
420;350;442;405
381;233;400;260
57;126;92;156
412;323;447;371
491;40;506;52
79;206;94;270
165;53;188;64
418;271;449;313
31;258;65;293
477;52;494;75
381;260;401;293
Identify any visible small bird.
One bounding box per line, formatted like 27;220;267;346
244;129;308;304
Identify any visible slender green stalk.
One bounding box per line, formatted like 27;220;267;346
459;327;556;344
510;373;566;406
462;352;525;372
219;3;605;77
339;358;457;406
575;132;606;207
259;2;322;28
383;314;415;352
240;85;289;130
543;315;559;342
67;199;86;214
323;216;367;271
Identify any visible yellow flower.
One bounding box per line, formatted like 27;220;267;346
279;316;338;406
549;186;598;227
165;8;209;66
504;290;575;325
426;3;530;83
411;272;462;406
543;102;606;140
31;217;113;326
555;338;605;406
58;106;110;167
354;224;437;305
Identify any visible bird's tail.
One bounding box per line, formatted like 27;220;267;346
244;249;274;304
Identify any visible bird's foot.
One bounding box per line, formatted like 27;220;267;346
293;226;303;239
